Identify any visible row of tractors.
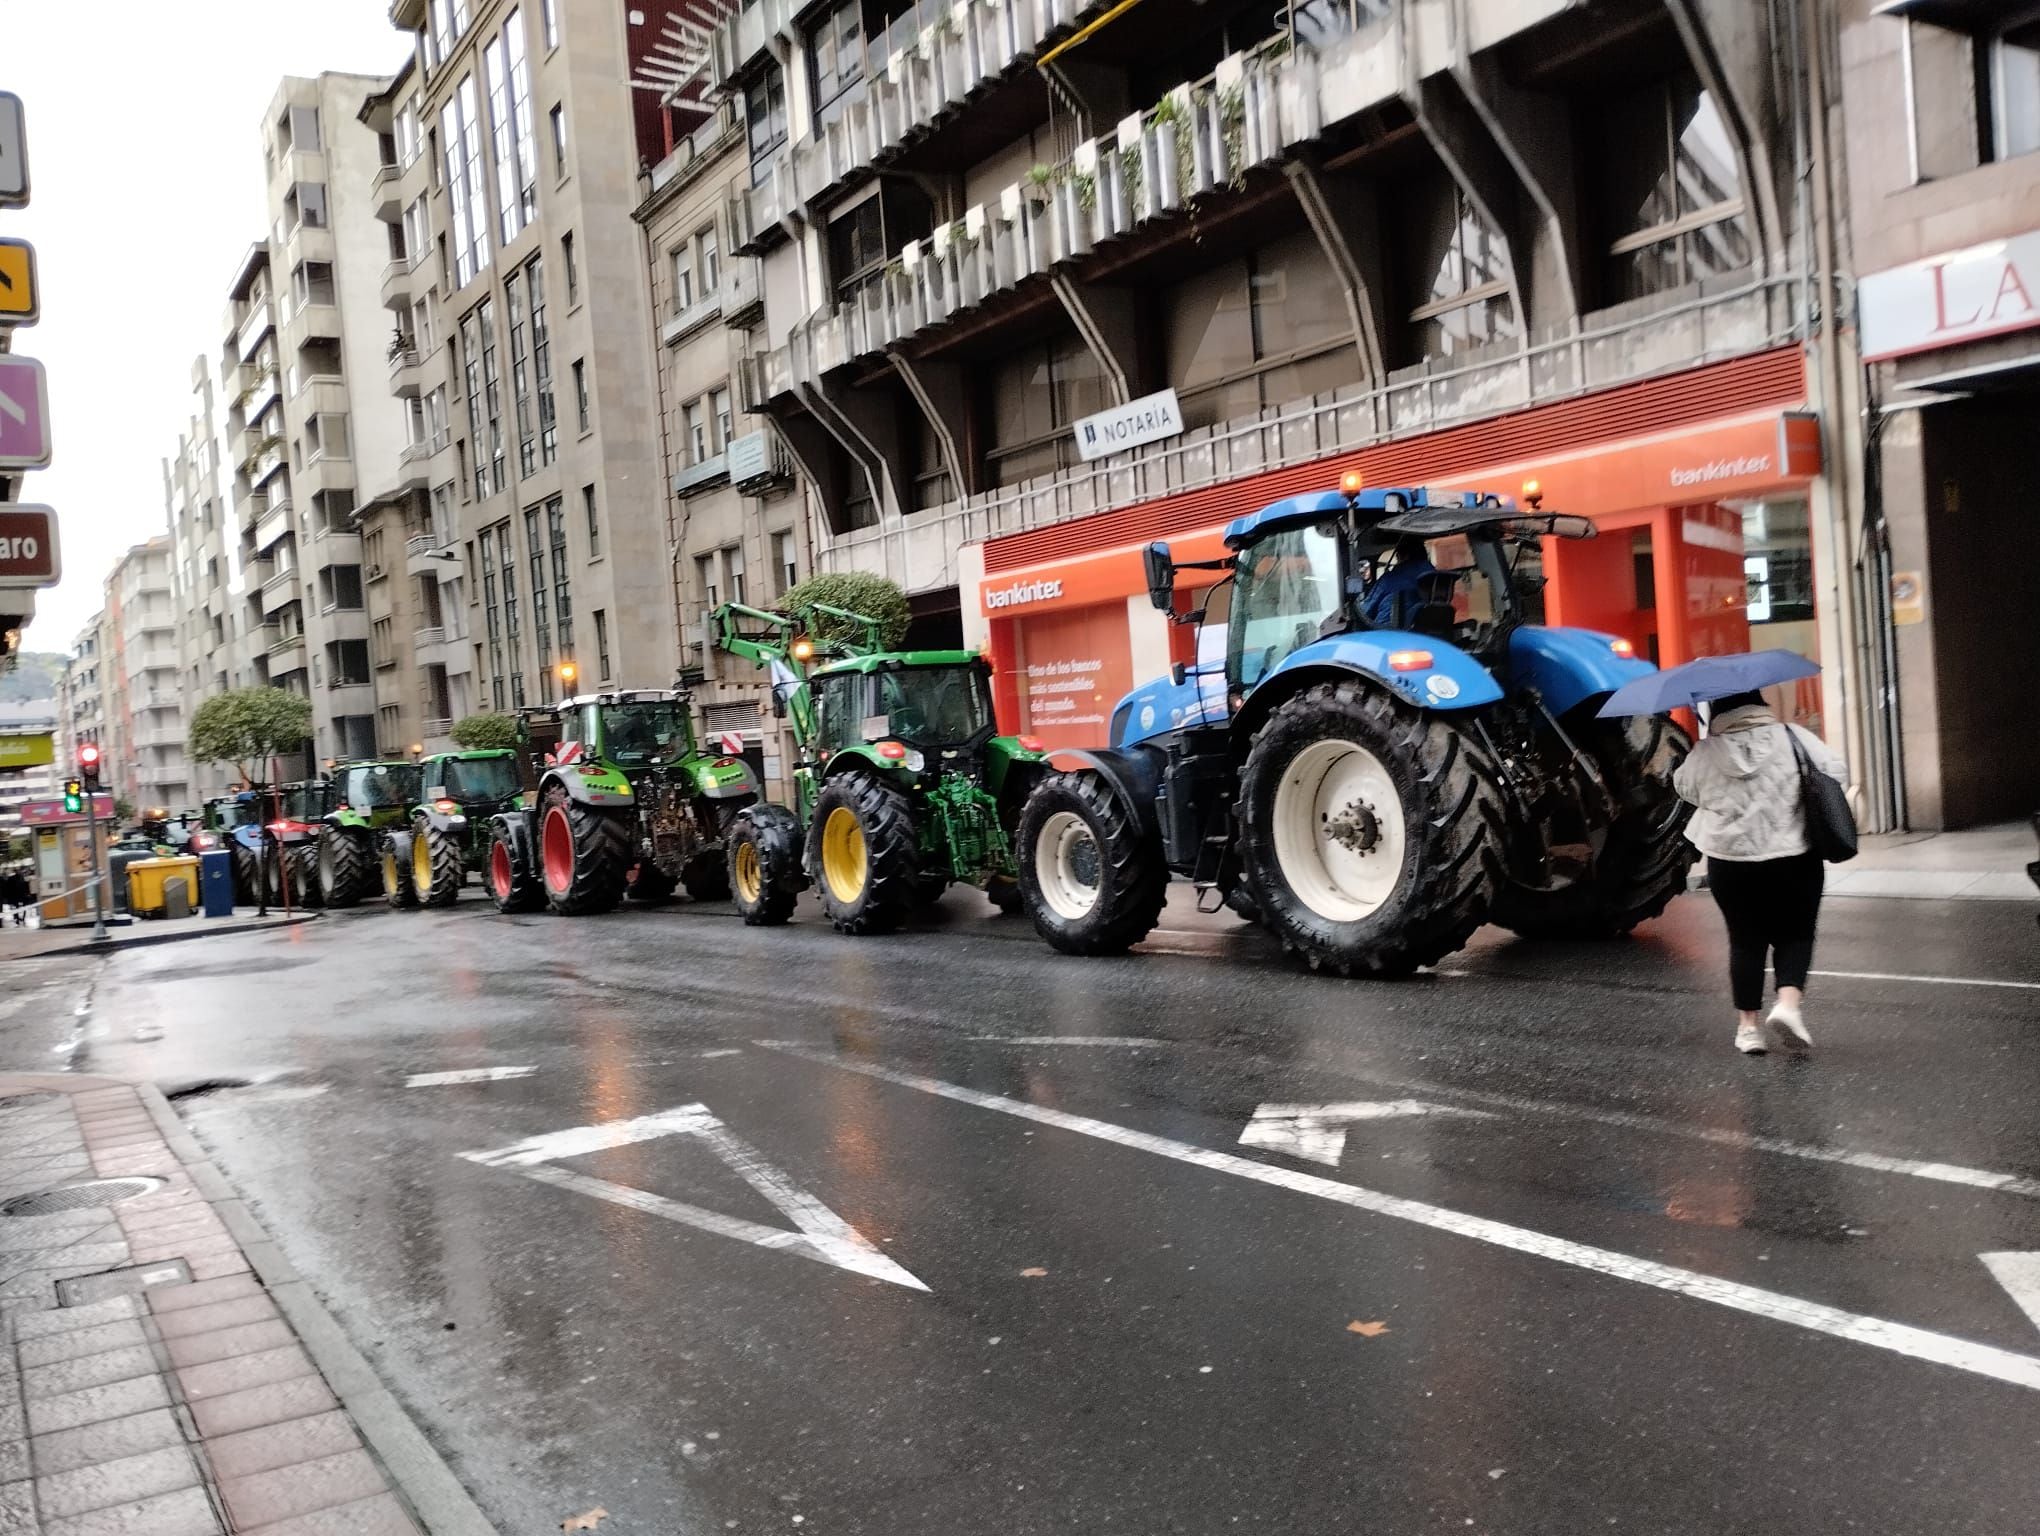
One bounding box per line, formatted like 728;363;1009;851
224;484;1698;978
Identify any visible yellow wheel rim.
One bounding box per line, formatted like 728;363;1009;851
733;840;762;904
413;831;434;897
821;807;867;904
381;850;400;898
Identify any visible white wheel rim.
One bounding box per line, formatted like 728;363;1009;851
1271;739;1406;923
1034;810;1102;921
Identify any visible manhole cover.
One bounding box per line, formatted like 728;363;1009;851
1;1178;164;1217
0;1092;61;1110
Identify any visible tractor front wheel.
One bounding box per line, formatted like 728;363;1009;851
728;805;804;926
486;822;542;913
412;817;465;908
1237;681;1504;977
277;844;324;909
317;828;375;909
808;771;920;935
231;846;261;906
1016;772;1167;955
539;785;631;915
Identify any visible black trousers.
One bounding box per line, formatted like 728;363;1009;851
1707;852;1825;1012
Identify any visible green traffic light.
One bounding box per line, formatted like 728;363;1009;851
62;777;82;814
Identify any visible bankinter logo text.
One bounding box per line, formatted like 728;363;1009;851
985;579;1064;610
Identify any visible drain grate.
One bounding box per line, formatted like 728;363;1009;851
0;1092;62;1111
1;1178;164;1217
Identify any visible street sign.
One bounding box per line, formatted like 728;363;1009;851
0;356;50;468
0;504;59;585
0;93;24;209
0;732;52;769
0;239;37;325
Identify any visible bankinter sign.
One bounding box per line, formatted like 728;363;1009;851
0;504;58;585
984;577;1064;610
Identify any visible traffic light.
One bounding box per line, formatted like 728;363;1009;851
62;778;81;814
77;742;102;794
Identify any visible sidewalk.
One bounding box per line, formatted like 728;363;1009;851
0;1074;491;1535
0;914;316;966
1831;820;2037;901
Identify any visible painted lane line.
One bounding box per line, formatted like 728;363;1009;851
406;1066;539;1087
459;1103;926;1291
759;1041;2040;1396
1240;1100;1496;1166
1982;1252;2040;1336
973;1036;1167;1047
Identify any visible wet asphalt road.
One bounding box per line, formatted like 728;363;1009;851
4;885;2039;1535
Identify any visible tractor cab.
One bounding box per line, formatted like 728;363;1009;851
428;752;520;811
332;762;423;816
808;654;998;767
277;780;333;825
542;691;698;775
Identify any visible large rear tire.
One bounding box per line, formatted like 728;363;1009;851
1237;681;1504;977
728;805;804;926
486;821;543;913
807;771;920;935
1016;771;1168;955
280;844;323;909
412;817;465;908
1491;713;1694;939
382;831;419;910
232;846;261;906
538;784;631;915
317;828;374;909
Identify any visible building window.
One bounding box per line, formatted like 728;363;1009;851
549;496;572;655
527;253;556;465
1593;73;1749;304
526;504;552;690
541;0;558;49
507;270;535;476
373;618;395;668
745;65;788;187
1903;14;2040;174
594;609;609;680
485;14;539;246
712;387;732;451
672;243;693;314
499;518;524;707
440;75;491;288
774;530;797;595
1403;188;1518;357
562;230;578;304
480;296;505;492
573;359;589;432
427;0;472;70
985;332;1110;489
479;526;505;709
687;400;708;463
699;227;719;297
583;483;598;558
549;103;567;178
696;553;717;610
807;0;865;132
723;545;746;607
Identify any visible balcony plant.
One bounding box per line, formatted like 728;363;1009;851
450;713;519;751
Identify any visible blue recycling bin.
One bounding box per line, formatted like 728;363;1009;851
198;849;237;918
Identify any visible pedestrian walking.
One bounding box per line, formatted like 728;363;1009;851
1;868;30;926
1673;690;1847;1055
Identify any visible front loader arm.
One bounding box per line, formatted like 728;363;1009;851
710;601;818;745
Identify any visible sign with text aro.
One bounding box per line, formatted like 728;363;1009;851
0;505;59;586
1073;387;1184;462
0;733;53;769
0;94;25;208
1857;227;2040;361
0;356;50;468
0;240;36;325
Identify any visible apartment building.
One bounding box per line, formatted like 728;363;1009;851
710;0;1881;803
57;617;105;773
635;95;810;766
0;701;61;842
1836;1;2040;829
219;72;410;773
102;538;192;810
382;0;683;715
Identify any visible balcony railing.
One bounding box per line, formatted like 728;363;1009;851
663;290;724;346
413;626;445;648
422;715;453;738
673;451;728;496
709;0;798;82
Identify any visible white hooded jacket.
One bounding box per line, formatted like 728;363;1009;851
1672;705;1846;862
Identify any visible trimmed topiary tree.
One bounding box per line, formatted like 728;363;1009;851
188;687;313;786
449;712;520;751
781;571;911;650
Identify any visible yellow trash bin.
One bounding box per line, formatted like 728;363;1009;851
127;856;202;918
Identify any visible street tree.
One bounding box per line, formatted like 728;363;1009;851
450;713;520;751
188;687;314;786
782;571;911;650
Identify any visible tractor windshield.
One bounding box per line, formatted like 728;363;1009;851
210;799;257;830
439;756;519;804
1356;529;1513;652
341;764;423;809
280;783;330;821
875;665;993;748
598;703;692;767
1227;521;1346;690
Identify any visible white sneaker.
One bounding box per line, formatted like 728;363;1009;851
1735;1023;1767;1055
1767;1001;1812;1051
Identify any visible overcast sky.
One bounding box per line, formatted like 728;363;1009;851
9;1;409;653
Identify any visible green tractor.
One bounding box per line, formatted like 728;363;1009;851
379;750;523;910
314;760;425;909
483;692;758;916
263;779;333;908
711;601;1048;933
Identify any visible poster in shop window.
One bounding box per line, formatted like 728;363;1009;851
1014;602;1134;752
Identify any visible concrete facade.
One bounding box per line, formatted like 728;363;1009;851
101;538;191;810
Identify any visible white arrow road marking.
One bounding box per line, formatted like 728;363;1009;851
1240;1100;1497;1165
0;386;23;427
407;1066;537;1086
1982;1253;2040;1335
973;1036;1167;1047
759;1041;2040;1394
460;1103;926;1291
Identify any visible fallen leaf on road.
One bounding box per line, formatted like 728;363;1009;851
561;1509;609;1532
1020;1267;1048;1278
1346;1320;1390;1337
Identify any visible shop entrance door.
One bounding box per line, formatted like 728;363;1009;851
1544;509;1664;664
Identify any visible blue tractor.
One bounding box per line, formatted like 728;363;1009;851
1013;483;1695;976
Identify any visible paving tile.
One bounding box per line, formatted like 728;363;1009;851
117;1210;228;1243
241;1489;419;1535
200;1409;359;1483
185;1249;253;1282
163;1318;294;1370
219;1447;385;1530
149;1293;280;1341
0;1219;118;1254
176;1344;313;1402
17;1319;148;1369
187;1374;335;1440
132;1232;241;1266
21;1345;162;1402
42;1482;223;1536
147;1272;262;1315
37;1443;202;1519
0;1243;130;1283
26;1373;172;1438
0;1478;34;1535
10;1295;139;1339
0;1397;22;1444
30;1406;185;1476
0;1439;24;1483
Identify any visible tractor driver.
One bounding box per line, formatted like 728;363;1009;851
1362;538;1438;628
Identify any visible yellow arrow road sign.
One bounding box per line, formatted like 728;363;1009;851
0;240;38;325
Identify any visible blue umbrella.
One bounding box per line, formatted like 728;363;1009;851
1596;648;1820;718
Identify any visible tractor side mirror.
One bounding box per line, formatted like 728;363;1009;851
1143;541;1175;612
1170;662;1187;688
771;691;787;719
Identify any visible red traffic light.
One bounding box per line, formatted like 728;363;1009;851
78;743;101;769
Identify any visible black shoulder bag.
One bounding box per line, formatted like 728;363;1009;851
1786;727;1857;863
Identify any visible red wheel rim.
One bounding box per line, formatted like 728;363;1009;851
541;807;575;894
490;841;513;900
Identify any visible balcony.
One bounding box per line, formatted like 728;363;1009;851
421;715;453;739
663;290;724;347
371;162;402;221
267;631;310;675
708;0;797;81
132;724;183;750
723;255;763;326
253;500;294;554
325;681;375;713
406;532;455;578
412;625;445;651
673;451;728;497
296;450;356;505
380;257;416;309
727;428;792;493
397;439;435;490
388;339;424;396
137;764;189;788
284;220;337;272
236;301;277;364
238;366;281;421
281;299;342;355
